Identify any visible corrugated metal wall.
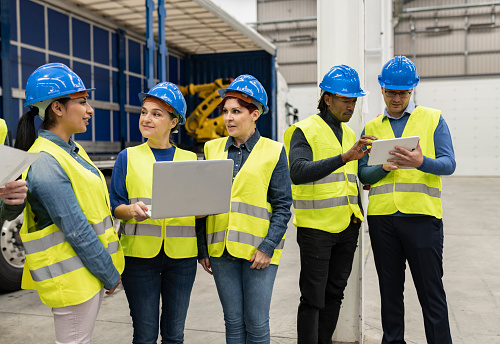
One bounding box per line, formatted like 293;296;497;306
395;0;500;77
255;0;317;85
1;0;184;150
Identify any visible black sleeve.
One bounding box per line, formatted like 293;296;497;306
288;128;346;185
195;217;209;259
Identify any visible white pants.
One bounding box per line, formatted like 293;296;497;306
51;289;104;344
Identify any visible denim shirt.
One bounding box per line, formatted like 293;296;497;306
26;129;120;289
200;129;293;259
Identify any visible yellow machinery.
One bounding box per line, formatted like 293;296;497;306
178;78;233;143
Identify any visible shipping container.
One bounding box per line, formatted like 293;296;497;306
0;0;276;291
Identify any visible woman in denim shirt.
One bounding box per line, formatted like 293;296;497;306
199;75;292;344
15;63;123;344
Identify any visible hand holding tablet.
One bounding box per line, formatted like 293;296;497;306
368;136;421;168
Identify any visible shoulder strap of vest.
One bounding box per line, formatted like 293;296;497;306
411;106;441;120
173;147;197;161
205;137;229;160
0;119;7;145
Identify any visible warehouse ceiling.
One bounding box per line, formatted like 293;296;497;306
45;0;275;56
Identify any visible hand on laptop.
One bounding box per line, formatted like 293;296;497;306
130;201;149;222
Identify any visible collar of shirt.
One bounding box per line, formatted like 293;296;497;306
224;129;261;152
38;129;80;155
383;100;416;120
321;109;342;128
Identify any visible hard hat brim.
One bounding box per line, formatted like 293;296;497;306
138;92;186;125
24;88;95;107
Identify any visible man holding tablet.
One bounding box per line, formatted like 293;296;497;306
359;56;456;344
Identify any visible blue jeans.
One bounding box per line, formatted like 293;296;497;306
210;255;279;344
122;251;197;344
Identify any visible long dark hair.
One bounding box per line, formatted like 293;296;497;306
317;91;332;116
15;98;70;151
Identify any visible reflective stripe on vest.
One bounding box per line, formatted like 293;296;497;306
369;183;441;198
364;106;443;218
293;195;358;210
284;114;363;233
20;137;124;308
122;143;197;259
231;201;271;221
205;137;285;265
295;172;357;186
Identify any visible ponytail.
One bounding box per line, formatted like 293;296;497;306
14;98;69;151
14;108;38;151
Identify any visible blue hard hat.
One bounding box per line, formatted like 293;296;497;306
24;63;95;107
138;82;187;125
378;56;419;90
218;74;269;115
319;65;366;97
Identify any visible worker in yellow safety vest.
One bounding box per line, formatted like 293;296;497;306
0;119;27;231
15;63;124;343
198;74;292;342
359;56;455;344
284;65;375;344
110;82;199;343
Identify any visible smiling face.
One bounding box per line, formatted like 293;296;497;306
382;87;413;118
139;100;178;148
222;98;260;146
54;96;94;137
324;93;358;122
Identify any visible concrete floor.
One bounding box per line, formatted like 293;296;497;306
0;177;499;343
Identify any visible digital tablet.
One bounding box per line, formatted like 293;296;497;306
367;136;419;166
148;159;233;218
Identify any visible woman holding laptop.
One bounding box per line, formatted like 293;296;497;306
199;74;293;343
110;82;199;344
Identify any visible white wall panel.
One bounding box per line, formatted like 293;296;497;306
417;77;500;176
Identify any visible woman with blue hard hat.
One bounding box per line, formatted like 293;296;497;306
284;65;376;343
198;74;292;343
15;62;124;343
109;82;200;344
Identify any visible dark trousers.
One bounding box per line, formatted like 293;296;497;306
296;220;360;344
368;215;452;344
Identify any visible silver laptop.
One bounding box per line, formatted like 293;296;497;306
147;159;233;219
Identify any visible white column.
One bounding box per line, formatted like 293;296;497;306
317;1;364;342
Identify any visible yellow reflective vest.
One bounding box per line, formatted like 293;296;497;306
20;137;124;308
204;136;285;265
284;114;363;233
120;143;198;259
364;106;443;218
0;119;7;144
